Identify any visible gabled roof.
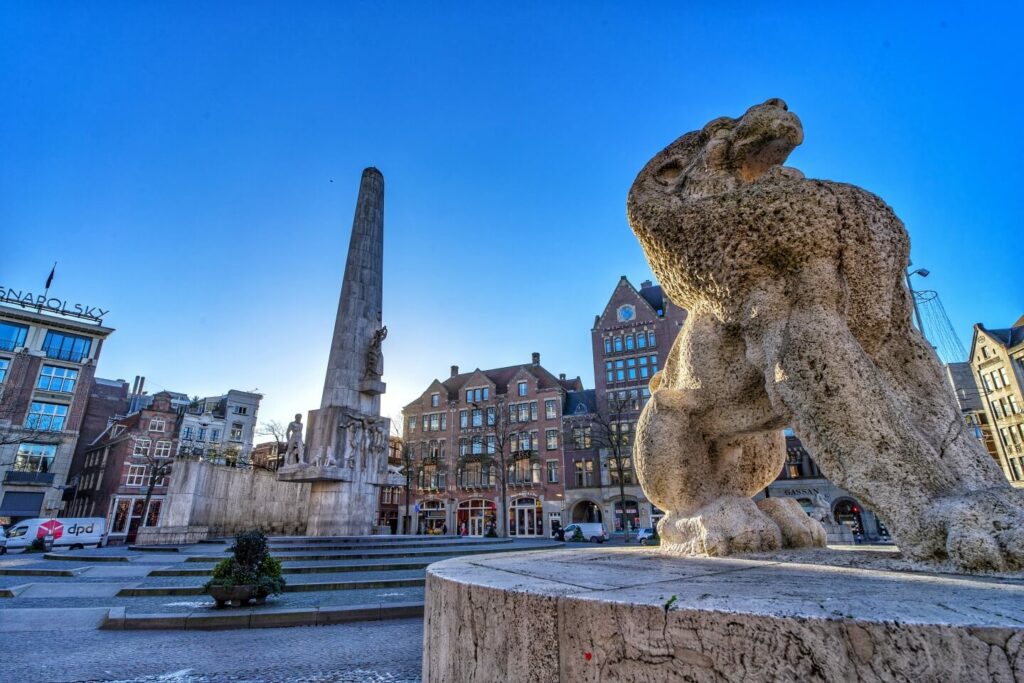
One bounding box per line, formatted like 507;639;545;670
440;362;572;399
564;389;597;416
982;325;1024;348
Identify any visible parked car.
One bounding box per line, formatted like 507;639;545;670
0;526;6;554
3;517;106;552
563;523;607;543
636;528;657;545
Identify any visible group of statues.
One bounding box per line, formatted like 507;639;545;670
284;411;388;469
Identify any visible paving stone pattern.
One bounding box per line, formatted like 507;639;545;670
0;618;424;683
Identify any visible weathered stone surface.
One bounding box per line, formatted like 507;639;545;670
422;547;1024;682
627;98;1024;572
757;496;826;548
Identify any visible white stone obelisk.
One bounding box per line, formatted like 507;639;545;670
279;168;390;536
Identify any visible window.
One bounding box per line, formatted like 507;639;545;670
126;465;148;486
407;415;417;432
486;435;496;454
545;429;558;450
134;438;151;456
36;365;78;393
431;393;440;407
197;427;207;441
991;371;1002;389
210;428;220;441
25;402;68;431
574;460;594;487
999;367;1011;387
992;401;1003;419
637;333;647;349
614;337;623;352
230;423;243;441
518;404;530;422
232;405;249;415
14;443;56;472
547;460;559;483
471;409;482;427
0;357;8;384
460;410;468;428
648;331;656;347
1009;395;1021;414
609;457;634;485
149;418;166;432
182;426;194;440
604;339;612;354
154;441;172;458
625;335;635;350
0;321;28;351
984;375;993;392
42;331;92;362
544;399;557;420
572;425;592;449
471;436;483;455
518;381;528;397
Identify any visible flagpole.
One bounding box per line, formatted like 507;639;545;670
38;262;56;313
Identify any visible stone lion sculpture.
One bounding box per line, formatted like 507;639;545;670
627;98;1024;572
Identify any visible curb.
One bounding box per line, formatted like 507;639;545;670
44;553;131;563
148;560;433;577
117;577;425;597
0;584;31;598
100;601;424;630
0;567;85;577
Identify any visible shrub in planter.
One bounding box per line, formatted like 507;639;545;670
567;527;585;542
204;530;285;607
25;538;47;553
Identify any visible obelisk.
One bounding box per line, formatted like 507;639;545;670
278;168;391;536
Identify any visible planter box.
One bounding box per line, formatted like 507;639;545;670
207;584;267;608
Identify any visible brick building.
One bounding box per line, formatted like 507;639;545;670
561;277;686;534
377;436;405;533
0;302;115;523
402;353;582;537
970;316;1024;487
70;391;182;543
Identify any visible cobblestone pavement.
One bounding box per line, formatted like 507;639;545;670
0;618;424;683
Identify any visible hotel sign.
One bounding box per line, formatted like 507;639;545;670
0;287;110;323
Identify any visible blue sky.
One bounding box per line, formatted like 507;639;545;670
2;3;1021;427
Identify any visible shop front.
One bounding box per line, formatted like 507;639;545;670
418;499;447;534
457;498;495;536
508;496;544;537
107;495;162;544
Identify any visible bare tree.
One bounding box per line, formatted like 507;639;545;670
139;407;186;528
257;420;287;449
564;393;637;542
465;397;523;538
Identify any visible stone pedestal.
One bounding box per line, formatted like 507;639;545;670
423;547;1024;682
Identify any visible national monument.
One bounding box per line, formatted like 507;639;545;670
277;167;392;536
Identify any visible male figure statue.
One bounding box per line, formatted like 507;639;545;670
285;413;306;465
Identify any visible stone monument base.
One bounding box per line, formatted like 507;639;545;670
277;463;350;483
423;547;1024;682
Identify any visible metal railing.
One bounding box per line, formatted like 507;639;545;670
4;471;55;486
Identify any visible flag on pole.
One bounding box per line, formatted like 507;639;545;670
45;263;56;290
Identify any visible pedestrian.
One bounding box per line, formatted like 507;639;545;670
442;522;448;535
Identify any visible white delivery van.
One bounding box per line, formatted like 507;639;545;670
4;517;106;551
563;522;607;543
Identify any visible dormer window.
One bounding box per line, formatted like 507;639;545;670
518;381;528;397
430;392;440;407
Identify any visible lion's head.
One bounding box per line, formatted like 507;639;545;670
629;98;804;206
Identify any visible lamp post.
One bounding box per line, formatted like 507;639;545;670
905;266;930;336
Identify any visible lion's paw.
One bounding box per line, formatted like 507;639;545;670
658;496;782;557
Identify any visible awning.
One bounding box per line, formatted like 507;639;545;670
0;491;44;517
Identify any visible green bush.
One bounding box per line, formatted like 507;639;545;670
25;538;47;553
204;530;285;596
567;527;585;542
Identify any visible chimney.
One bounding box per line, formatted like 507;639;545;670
531;352;540;366
640;279;653;289
450;365;459;377
559;373;566;381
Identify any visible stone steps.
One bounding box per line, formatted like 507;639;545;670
118;576;425;597
184;545;531;563
149;560;435;577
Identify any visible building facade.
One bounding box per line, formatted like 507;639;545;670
70;391;182;543
566;275;887;541
176;390;262;466
0;303;114;523
970;317;1024;487
561;277;686;534
377;436;404;533
402;353;581;537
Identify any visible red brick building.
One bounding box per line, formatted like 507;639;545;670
402;353;582;537
72;391;181;543
0;303;115;523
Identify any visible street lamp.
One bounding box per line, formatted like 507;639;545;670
905;266;929;336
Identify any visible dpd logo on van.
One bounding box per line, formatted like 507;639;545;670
37;520;64;540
